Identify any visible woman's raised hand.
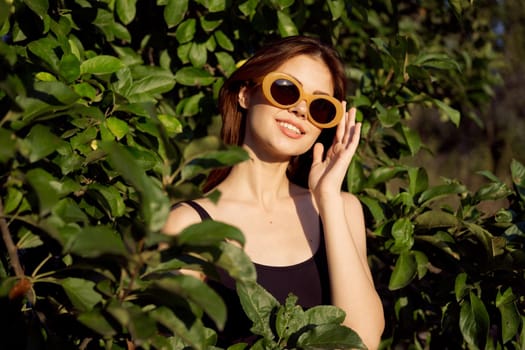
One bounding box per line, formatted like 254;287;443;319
309;102;361;198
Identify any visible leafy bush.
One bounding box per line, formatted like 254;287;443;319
1;0;523;349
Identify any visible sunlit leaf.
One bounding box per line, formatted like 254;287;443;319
277;11;298;37
175;18;197;43
418;183;466;206
116;0;137;25
214;30;234;51
175;67;216;86
165;0;188;28
80;56;125;75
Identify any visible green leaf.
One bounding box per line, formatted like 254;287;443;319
496;287;517;307
78;310;117;336
189;42;208;68
454;272;468;301
177;220;245;246
238;0;258;17
127;73;176;99
16;228;43;249
389;251;417;290
197;0;226;12
359;196;386;225
87;183;126;218
126;304;158;341
459;292;489;350
154;275;227;330
275;295;306;339
59;53;81;83
73;82;98;101
106;117;129;140
25;168;61;214
181;146;249;181
200;14;222;33
499;301;521;343
366;165;405;187
0;128;16;163
175;18;197;43
408;167;428;196
60;277;102;312
388;218;414;253
23;0;49;19
346;159;365;193
27;37;60;72
175;67;216;86
418;183;466;206
401;124;421;155
52;198;89;224
101;141;170;232
433;98;461;127
327;0;345;20
277;11;298;37
165;0;188;28
67;226;128;258
214;30;234;51
3;187;24;214
415;210;458;228
304;305;346;325
296;324;366;349
215;52;236;77
511;159;525;201
179;92;205;117
17;81;80;121
212;241;257;283
0;1;10;27
80;55;125;75
237;281;279;339
158;114;182;137
413;250;429;279
414;53;461;71
116;0;137;25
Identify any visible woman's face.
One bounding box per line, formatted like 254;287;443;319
240;55;335;161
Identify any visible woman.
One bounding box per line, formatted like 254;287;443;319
163;35;384;349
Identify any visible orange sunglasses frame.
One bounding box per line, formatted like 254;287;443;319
261;72;344;129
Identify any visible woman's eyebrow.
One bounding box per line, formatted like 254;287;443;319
286;72;331;96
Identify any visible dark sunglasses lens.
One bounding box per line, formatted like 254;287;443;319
310;99;337;124
271;79;300;105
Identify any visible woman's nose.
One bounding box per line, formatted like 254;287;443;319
289;100;308;119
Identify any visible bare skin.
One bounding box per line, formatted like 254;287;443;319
163;55;384;349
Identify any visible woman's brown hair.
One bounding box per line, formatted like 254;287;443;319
203;35;347;192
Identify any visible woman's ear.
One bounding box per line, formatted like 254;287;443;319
238;85;250;109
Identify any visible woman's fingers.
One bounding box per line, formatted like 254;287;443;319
335;101;347;143
342;107;356;146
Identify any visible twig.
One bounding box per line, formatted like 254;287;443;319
0;196;24;277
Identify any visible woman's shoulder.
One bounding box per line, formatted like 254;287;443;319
162;199;210;236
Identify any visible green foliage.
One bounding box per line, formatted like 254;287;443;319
0;0;523;349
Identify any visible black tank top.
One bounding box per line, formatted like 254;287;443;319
175;200;331;345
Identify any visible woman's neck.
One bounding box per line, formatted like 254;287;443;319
216;147;296;207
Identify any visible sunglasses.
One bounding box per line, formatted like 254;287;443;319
260;72;343;129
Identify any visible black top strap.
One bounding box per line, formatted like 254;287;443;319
172;200;212;221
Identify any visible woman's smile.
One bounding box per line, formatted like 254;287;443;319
277;119;305;138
